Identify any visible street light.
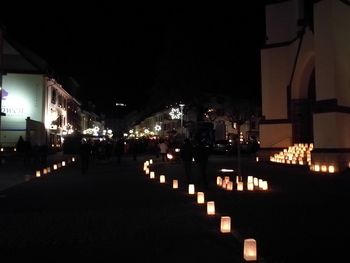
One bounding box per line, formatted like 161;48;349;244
179;103;185;136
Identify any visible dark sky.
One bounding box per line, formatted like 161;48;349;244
1;3;266;117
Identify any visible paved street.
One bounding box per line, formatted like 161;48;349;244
0;152;349;262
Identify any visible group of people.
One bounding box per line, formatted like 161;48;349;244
180;138;210;189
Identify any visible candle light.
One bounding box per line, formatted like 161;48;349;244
188;184;195;194
172;179;178;189
243;238;257;261
207;201;215;215
197;192;205;204
220;216;231;233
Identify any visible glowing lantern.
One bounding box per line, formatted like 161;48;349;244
207;201;215;215
236;176;242;183
328;165;335;173
216;176;222;186
145;168;150;175
224;176;230;183
47;167;51;173
321;165;327;172
247;182;254;191
172;179;178;189
62;161;66;167
314;164;320;172
220;216;231;233
53;164;58;170
150;171;155;179
43;168;48;175
244;238;257;261
247;176;253;184
226;181;233;191
72;157;75;162
237;182;243;191
253;177;258;186
188;184;195;194
160;175;165;183
149;159;153;164
35;171;41;177
256;156;259;162
197;192;205;204
262;181;268;190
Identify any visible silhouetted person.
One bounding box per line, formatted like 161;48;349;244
158;140;168;161
80;139;92;174
195;139;210;189
180;138;194;183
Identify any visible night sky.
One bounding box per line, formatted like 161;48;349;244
1;3;266;117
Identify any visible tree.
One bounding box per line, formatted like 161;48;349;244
224;99;260;177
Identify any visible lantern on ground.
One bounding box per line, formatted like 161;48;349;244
188;184;195;194
237;181;243;191
150;171;155;179
35;171;41;177
220;216;231;233
207;201;215;215
216;176;222;186
197;192;205;204
172;179;178;189
226;181;233;191
160;175;165;183
243;238;257;261
62;161;66;167
53;164;58;170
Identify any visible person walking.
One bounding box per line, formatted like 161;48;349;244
180;138;194;183
158;139;168;162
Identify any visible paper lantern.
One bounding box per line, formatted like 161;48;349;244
321;165;327;172
220;216;231;233
236;176;242;183
145;161;149;166
216;176;222;186
247;176;253;184
253;177;258;186
247;182;254;191
314;164;320;172
150;171;155;179
172;179;178;189
207;201;215;215
237;181;243;191
226;181;233;191
224;176;230;183
53;164;58;170
62;161;66;167
35;171;41;177
256;156;259;162
72;157;75;162
145;168;150;175
188;184;195;194
58;163;61;168
258;179;263;188
149;159;153;164
262;181;268;190
244;238;257;261
43;168;48;175
197;192;205;204
160;175;165;183
47;167;51;173
328;165;335;173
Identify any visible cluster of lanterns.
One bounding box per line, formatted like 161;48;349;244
142;159;258;261
217;174;268;191
34;157;75;178
270;143;313;166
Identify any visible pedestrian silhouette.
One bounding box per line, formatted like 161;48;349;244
180;138;194;183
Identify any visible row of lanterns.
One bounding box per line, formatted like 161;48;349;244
142;159;258;261
35;157;76;178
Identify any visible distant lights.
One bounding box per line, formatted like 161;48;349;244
116;102;127;107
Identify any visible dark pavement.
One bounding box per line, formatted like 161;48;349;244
0;152;349;262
